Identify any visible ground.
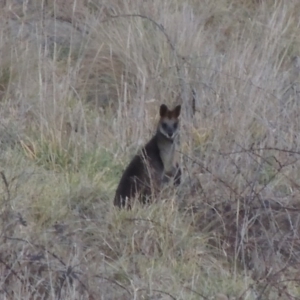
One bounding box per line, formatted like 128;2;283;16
1;0;300;299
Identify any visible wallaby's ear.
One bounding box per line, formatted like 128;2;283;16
173;105;181;118
160;104;168;117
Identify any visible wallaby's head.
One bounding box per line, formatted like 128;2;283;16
158;104;181;140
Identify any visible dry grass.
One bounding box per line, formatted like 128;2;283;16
1;0;300;299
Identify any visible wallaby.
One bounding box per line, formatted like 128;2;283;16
114;104;181;208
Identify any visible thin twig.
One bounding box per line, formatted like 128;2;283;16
0;171;10;201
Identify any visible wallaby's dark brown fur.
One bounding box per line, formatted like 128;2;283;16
114;104;181;208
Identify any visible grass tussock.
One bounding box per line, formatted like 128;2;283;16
1;0;300;299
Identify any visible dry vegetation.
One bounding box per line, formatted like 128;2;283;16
1;0;300;299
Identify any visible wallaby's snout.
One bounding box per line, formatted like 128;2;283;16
162;121;177;138
167;130;173;138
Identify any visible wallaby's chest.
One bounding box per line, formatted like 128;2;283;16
158;140;175;173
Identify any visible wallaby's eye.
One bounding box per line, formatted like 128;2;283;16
162;123;167;130
173;123;178;129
